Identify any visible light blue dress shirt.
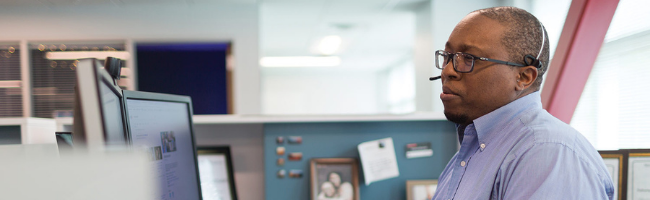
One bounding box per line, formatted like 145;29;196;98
432;92;614;200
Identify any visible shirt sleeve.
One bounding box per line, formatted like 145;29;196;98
495;142;612;200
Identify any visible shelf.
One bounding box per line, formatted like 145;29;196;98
53;112;447;126
0;117;55;126
0;118;27;126
192;112;447;124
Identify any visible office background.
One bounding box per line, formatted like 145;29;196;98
1;0;649;199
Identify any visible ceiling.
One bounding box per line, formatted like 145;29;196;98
0;0;425;72
0;0;258;7
261;0;426;71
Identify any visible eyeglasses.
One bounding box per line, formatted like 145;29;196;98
435;50;525;73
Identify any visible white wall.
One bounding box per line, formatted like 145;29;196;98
262;68;380;115
0;2;261;114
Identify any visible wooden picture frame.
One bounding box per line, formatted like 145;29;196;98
624;149;650;200
310;158;360;200
598;150;628;200
406;180;438;200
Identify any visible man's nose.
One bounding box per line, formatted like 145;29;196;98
441;59;460;81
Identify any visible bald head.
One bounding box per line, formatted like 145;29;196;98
471;7;550;90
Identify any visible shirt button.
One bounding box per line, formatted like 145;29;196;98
480;143;486;149
460;161;466;167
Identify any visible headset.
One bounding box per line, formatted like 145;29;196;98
430;20;546;81
525;20;546;69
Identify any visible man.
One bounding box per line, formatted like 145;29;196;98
431;7;614;200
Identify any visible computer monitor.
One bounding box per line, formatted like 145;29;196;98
122;90;202;200
197;146;238;200
72;58;128;150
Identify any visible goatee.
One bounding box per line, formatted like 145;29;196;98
444;111;470;125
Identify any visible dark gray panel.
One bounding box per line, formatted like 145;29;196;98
0;126;21;145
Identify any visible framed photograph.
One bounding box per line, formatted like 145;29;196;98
598;150;627;200
310;158;360;200
197;146;238;200
626;149;650;200
406;180;438;200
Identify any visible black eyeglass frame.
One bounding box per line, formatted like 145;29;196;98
435;50;526;73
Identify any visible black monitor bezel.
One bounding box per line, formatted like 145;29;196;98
196;146;239;200
121;90;203;200
89;58;129;146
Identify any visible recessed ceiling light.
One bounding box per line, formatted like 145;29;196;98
318;35;342;55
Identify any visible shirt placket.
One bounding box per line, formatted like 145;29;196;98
446;126;479;200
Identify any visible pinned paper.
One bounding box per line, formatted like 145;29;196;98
357;137;399;185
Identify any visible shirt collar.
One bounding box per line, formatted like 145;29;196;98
472;91;542;146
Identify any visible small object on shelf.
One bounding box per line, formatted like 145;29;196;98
278;169;286;178
276;147;285;155
288;152;302;161
288;136;302;144
405;142;434;159
289;169;303;178
277;158;285;166
276;136;285;144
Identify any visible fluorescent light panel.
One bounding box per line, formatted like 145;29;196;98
45;51;130;60
260;56;341;67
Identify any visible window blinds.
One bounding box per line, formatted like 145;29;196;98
571;0;650;150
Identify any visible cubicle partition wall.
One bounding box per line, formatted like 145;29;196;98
263;120;457;200
58;115;456;200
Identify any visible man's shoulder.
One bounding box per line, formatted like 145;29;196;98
508;108;608;177
507;108;603;167
518;108;584;146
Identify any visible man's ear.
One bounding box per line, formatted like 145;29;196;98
515;66;538;91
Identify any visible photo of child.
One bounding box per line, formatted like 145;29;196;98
315;166;354;200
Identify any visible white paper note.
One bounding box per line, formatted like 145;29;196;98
358;137;400;185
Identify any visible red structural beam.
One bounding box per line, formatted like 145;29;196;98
541;0;620;123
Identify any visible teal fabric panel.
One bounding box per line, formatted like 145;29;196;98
263;121;457;200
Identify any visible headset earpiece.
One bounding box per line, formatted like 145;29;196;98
524;54;542;68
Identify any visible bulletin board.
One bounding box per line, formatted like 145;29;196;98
263;120;457;200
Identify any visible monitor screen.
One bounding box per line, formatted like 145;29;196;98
125;98;201;200
98;79;126;147
73;58;128;149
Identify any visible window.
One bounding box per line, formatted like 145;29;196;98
386;61;415;114
0;43;22;117
571;0;650;150
30;42;125;118
527;0;572;91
